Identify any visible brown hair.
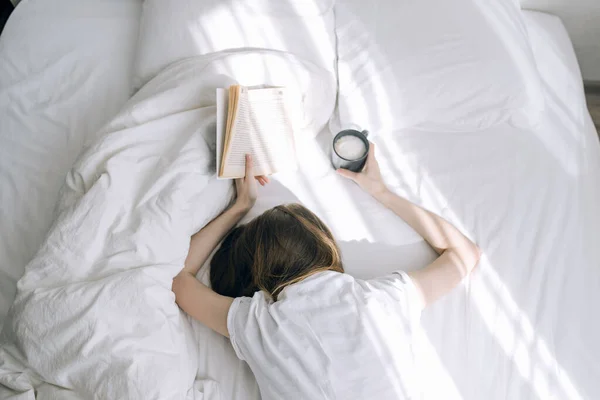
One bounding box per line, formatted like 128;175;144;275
210;203;343;301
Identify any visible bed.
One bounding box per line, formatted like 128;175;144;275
0;1;598;399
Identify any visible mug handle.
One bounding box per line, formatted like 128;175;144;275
361;130;369;138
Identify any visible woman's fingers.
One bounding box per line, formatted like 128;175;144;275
254;175;269;186
366;142;376;165
244;154;254;178
244;155;268;186
336;168;358;182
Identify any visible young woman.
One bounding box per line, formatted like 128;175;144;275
173;145;480;399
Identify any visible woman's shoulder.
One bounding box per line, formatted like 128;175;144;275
279;270;354;297
233;271;360;317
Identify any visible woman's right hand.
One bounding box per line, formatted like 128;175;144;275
336;142;388;198
234;154;269;212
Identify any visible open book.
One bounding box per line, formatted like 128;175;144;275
216;85;297;179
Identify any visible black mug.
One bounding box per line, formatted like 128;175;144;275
331;129;370;172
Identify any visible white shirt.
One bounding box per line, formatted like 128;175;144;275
227;270;423;400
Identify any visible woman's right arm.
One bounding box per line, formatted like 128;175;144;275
337;143;480;308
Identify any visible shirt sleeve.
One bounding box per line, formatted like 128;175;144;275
226;296;252;361
364;271;423;328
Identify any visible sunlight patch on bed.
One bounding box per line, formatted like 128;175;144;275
415;333;465;400
255;0;336;70
473;262;583;400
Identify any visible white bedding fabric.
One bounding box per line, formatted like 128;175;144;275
333;0;545;134
133;0;337;110
0;0;141;335
1;3;599;400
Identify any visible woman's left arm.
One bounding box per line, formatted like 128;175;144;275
172;155;265;337
180;203;250;278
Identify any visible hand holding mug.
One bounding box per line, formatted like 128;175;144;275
337;143;387;198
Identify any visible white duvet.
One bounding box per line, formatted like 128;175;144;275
0;51;333;400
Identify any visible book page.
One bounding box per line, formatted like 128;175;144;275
222;87;297;178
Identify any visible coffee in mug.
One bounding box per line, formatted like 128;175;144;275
331;129;369;172
335;136;367;160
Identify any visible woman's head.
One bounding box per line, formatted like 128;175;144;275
210;203;343;300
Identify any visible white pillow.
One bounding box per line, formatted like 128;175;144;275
134;0;336;89
333;0;545;134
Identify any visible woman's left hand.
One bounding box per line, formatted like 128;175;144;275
234;154;269;211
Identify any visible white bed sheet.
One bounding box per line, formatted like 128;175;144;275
0;0;141;331
190;10;600;400
1;3;598;399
